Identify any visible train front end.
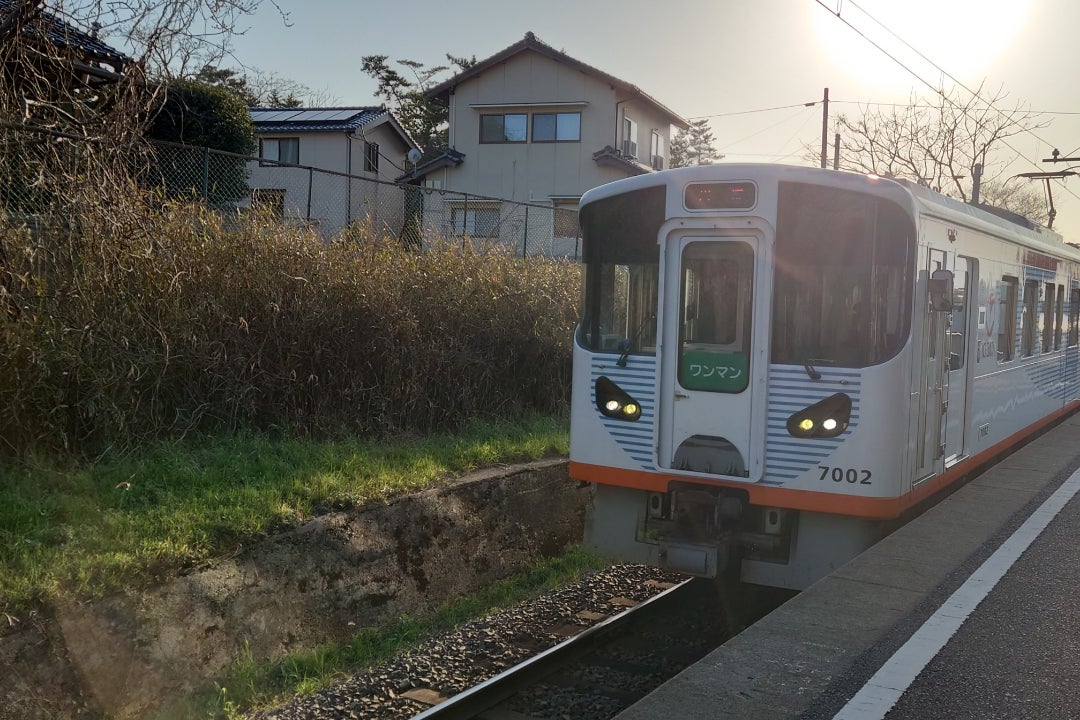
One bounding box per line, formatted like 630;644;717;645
570;165;919;590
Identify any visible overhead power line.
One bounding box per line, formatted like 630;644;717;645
813;0;1080;208
686;102;818;121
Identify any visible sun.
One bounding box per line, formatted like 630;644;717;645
810;0;1034;96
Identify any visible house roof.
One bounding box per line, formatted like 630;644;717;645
0;0;129;70
395;148;466;184
591;145;652;176
250;106;419;148
426;32;689;130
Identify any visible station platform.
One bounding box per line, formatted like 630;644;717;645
614;410;1080;720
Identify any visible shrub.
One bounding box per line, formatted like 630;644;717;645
0;198;580;457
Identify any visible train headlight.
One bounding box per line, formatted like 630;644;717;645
787;393;852;439
595;376;643;422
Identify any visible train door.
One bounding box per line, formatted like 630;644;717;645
943;257;974;463
657;235;763;481
915;249;951;481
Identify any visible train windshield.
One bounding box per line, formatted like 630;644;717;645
577;185;666;355
772;182;916;368
678;241;754;392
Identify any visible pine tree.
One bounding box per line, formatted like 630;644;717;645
670;119;723;168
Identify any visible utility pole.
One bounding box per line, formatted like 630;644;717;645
820;88;829;169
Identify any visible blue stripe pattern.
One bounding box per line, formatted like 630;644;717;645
589;354;658;470
765;367;861;483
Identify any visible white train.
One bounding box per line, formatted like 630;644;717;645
571;164;1080;590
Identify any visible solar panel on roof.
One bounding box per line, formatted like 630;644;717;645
327;109;365;121
303;110;346;121
251;110;295;122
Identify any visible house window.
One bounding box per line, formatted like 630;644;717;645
451;203;500;237
650;131;665;170
259;137;299;165
364;142;379;173
622;115;638;158
533;112;581;142
480;114;527;143
251;188;285;218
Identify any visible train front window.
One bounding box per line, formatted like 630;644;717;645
772;182;915;368
578;185;665;355
579;262;659;352
679;242;754;392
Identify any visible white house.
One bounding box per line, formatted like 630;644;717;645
401;31;689;254
248;107;418;237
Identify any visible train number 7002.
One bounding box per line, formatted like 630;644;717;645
818;466;872;484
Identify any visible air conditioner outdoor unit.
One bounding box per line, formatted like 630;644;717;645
652;155;664;170
622;140;637;157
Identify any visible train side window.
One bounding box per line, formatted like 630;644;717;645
948;260;970;370
1021;279;1038;357
1070;287;1080;347
999;276;1018;362
1043;282;1056;353
1054;284;1065;350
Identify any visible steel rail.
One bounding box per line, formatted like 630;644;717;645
410;577;699;720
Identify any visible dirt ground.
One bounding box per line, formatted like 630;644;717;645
0;459;591;719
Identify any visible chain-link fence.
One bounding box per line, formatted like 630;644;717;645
0;124;581;259
243;148;582;259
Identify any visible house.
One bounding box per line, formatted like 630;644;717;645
0;0;129;116
248;106;419;236
402;31;689;254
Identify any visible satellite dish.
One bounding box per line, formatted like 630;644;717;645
407;148;422;164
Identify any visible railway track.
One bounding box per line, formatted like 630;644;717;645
408;578;704;720
254;565;791;720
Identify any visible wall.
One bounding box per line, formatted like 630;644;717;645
0;460;590;719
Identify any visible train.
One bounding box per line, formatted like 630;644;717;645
570;163;1080;590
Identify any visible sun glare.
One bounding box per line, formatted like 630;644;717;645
811;0;1034;95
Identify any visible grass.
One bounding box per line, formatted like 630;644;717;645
186;546;609;719
0;414;570;611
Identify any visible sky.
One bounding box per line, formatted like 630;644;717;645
226;0;1080;242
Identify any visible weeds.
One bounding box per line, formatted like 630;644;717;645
0;415;569;610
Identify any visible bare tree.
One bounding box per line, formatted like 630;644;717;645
54;0;288;77
820;83;1050;224
0;0;284;212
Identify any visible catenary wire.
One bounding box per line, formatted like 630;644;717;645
813;0;1080;206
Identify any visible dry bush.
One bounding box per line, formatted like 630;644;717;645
0;3;580;458
0;199;581;456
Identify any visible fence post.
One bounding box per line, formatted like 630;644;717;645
201;146;210;200
307;167;314;222
523;205;529;259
